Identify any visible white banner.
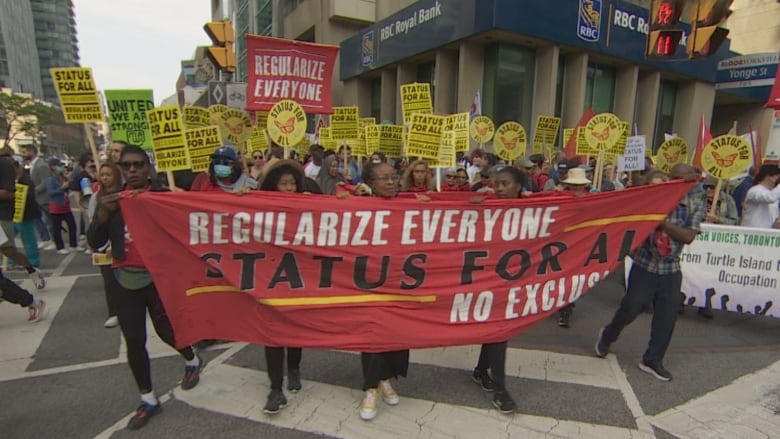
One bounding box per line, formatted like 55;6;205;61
680;223;780;317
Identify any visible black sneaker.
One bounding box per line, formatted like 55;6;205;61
126;402;161;430
471;368;495;392
595;327;610;358
492;391;517;414
558;310;571;328
263;389;287;414
287;369;302;393
638;360;673;381
181;354;205;390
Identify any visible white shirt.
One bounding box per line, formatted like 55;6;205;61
467;164;481;184
304;162;321;180
741;184;780;229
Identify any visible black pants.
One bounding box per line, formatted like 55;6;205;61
476;341;508;392
0;269;33;307
50;212;77;250
99;265;120;317
264;346;302;390
115;280;194;392
361;350;409;390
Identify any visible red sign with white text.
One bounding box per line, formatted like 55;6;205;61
120;182;694;352
245;35;339;113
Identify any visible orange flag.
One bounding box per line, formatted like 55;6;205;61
564;107;595;159
691;114;712;170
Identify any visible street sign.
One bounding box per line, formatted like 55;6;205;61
226;83;246;109
208;81;227;106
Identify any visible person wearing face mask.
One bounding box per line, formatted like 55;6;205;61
191;146;257;194
45;158;80;254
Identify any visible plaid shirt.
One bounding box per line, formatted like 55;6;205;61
632;186;706;274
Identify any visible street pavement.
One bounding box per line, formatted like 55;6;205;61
2;248;780;439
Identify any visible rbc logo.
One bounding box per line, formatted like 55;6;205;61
577;0;601;42
361;31;374;67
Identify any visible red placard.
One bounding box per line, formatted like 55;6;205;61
121;182;694;352
245;35;339;113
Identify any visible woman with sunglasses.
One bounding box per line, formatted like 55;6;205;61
702;176;739;225
351;161;409;421
87;145;203;431
191;146;257;193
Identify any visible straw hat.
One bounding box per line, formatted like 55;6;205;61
562;167;591;185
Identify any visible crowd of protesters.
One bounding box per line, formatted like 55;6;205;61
3;137;780;429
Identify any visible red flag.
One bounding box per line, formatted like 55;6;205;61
749;124;761;175
564;107;595;159
691;114;712;170
766;66;780;109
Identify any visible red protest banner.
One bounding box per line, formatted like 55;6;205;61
120;182;694;352
245;35;339;113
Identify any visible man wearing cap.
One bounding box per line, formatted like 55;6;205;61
544;160;571;192
515;157;538;192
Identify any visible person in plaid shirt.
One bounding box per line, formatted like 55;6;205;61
595;164;705;381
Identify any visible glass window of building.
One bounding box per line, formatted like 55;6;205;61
370;77;381;120
483;44;536;129
255;0;273;36
653;79;677;152
554;55;566;118
236;1;251;81
416;61;435;97
584;63;616;114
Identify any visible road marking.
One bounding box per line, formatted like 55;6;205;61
51;252;76;278
608;355;655;438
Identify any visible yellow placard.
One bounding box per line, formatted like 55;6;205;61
331;106;359;140
533;116;561;154
365;124;380;153
146;105;191;172
183;107;211;129
267;100;307;147
255;111;269;129
445;112;470;153
400;83;433;125
609;121;631;155
469;116;495;144
654;137;689;173
208;104;229;127
380;125;404;158
584;113;622;151
431;131;456;168
49;67;103;123
218;108;252;145
319;127;337;151
494;121;527;162
186;126;223;173
246;126;269;156
13;184;28;223
701;135;752;180
575;127;598;156
407;113;445;160
563;128;574;149
359;118;376;137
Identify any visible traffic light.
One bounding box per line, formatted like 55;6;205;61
688;0;732;58
204;21;236;72
646;0;685;59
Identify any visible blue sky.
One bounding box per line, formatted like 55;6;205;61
74;0;212;104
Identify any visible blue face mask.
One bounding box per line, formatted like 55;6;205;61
56;166;64;174
214;164;233;178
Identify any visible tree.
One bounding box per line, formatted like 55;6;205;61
0;91;59;148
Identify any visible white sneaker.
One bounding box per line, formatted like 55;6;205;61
104;316;119;328
70;246;85;252
28;299;46;323
29;268;45;289
43;241;56;250
56;249;69;255
378;379;400;405
359;388;378;420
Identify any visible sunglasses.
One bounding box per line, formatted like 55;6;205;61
253;155;263;159
118;161;147;170
704;185;716;190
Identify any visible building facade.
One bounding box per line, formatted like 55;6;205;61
0;0;44;97
30;0;80;104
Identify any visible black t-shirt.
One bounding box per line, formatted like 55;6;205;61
0;157;15;221
18;174;40;221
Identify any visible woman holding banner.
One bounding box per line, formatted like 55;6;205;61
87;145;204;431
471;166;521;414
257;159;307;414
316;155;347;196
400;159;434;193
355;161;409;421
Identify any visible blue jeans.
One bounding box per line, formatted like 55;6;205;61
13;221;40;267
36;203;52;242
602;264;682;365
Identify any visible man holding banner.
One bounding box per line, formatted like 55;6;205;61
596;164;705;382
